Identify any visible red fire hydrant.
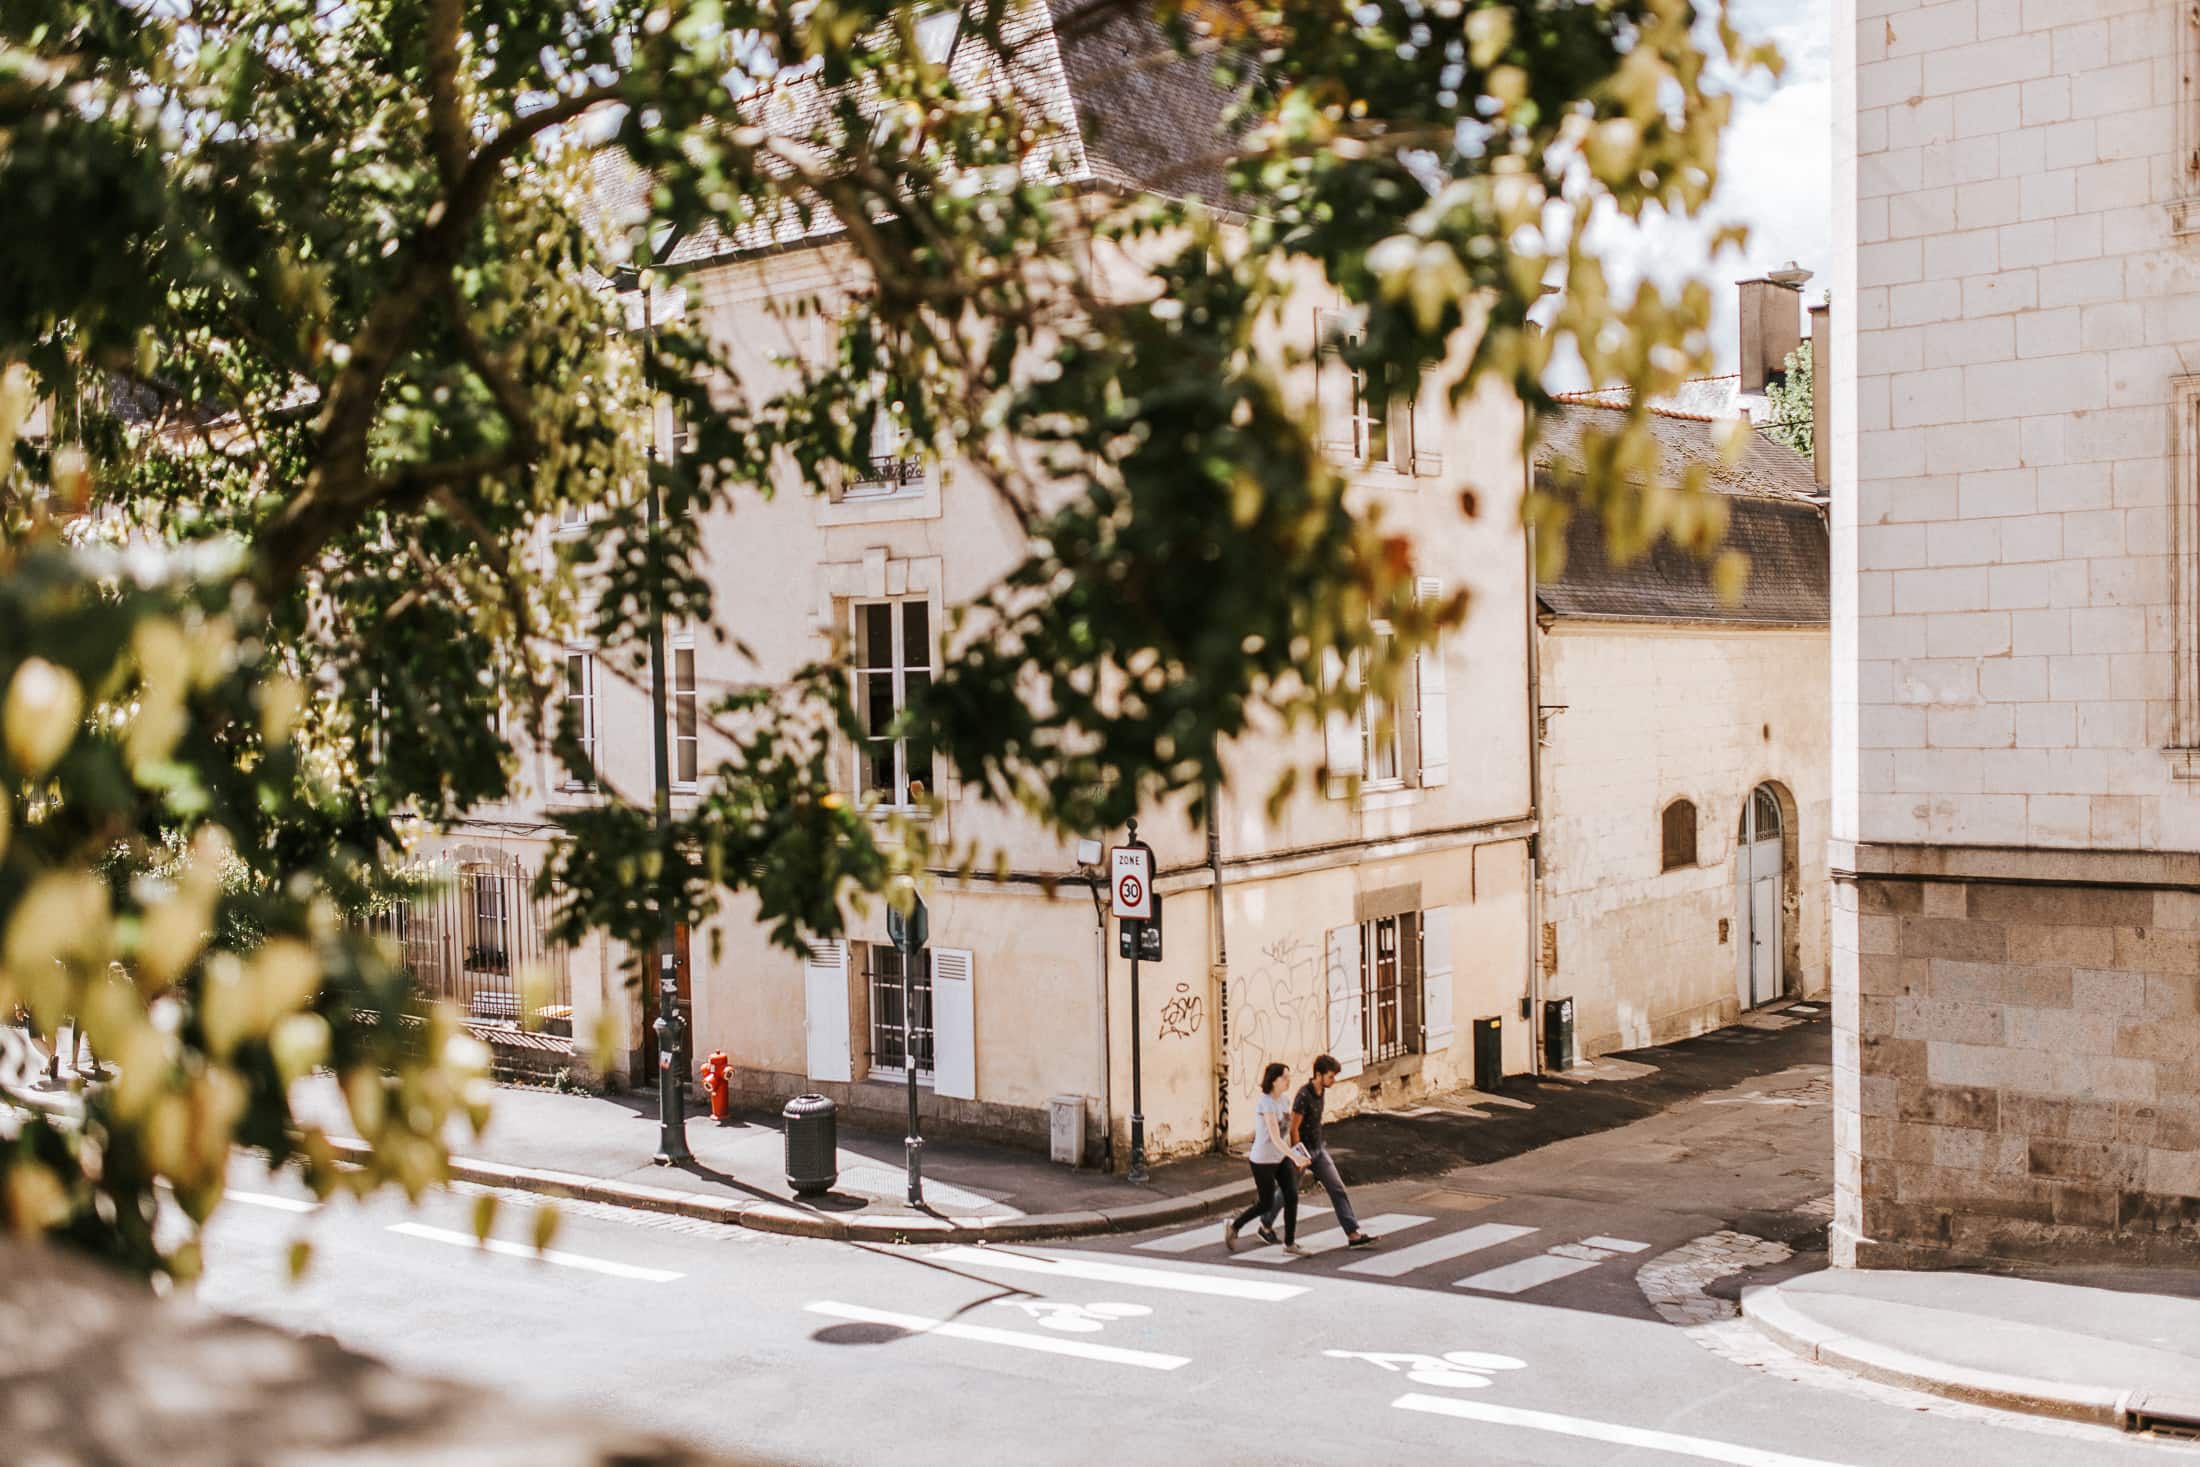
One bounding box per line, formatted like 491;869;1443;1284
698;1049;733;1125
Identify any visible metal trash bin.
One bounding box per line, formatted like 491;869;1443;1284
783;1093;839;1197
1543;996;1576;1072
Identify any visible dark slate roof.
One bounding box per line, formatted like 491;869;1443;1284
1533;402;1829;627
590;0;1239;268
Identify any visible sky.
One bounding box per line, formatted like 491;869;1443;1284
1565;0;1832;387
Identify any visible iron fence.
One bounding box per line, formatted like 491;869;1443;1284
366;859;572;1033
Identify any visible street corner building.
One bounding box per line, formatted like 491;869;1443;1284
1832;0;2200;1263
1531;385;1834;1063
390;1;1839;1172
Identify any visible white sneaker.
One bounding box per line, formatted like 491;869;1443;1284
1282;1243;1311;1257
1223;1223;1239;1254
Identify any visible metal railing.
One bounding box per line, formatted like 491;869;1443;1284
365;859;572;1033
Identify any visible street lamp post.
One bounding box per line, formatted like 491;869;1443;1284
640;271;691;1169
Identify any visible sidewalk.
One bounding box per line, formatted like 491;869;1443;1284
293;1074;1250;1243
1743;1266;2200;1430
285;1001;1833;1243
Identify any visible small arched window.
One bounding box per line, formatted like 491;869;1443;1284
1661;799;1698;871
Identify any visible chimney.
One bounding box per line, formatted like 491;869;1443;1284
1809;300;1831;490
1737;262;1810;395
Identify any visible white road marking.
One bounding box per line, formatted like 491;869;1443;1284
806;1302;1189;1370
1392;1395;1858;1467
227;1189;320;1214
1456;1253;1600;1294
932;1246;1307;1301
387;1222;683;1282
1239;1213;1434;1264
1134;1220;1233;1254
1339;1223;1536;1279
1583;1236;1650;1253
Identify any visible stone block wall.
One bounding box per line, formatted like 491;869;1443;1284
1835;863;2200;1266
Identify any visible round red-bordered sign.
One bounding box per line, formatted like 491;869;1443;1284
1117;874;1143;908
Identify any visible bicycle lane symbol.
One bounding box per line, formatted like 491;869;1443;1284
1324;1350;1528;1390
997;1301;1156;1334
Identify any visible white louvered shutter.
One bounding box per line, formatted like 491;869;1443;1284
1415;576;1450;788
1420;906;1455;1052
931;947;976;1100
1316;311;1358;456
1325;923;1365;1079
801;941;852;1083
1323;647;1365;799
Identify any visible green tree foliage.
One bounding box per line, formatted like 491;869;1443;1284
0;0;1773;1273
1763;339;1813;459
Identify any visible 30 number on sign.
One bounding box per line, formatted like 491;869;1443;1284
1110;845;1153;920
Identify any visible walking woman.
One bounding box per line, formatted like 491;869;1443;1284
1225;1062;1306;1255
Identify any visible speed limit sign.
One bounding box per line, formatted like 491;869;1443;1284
1110;844;1154;920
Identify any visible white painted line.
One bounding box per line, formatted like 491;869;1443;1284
806;1302;1189;1371
1582;1236;1651;1253
1133;1220;1232;1254
388;1222;683;1282
1239;1213;1435;1264
228;1189;320;1214
1339;1223;1536;1279
1392;1394;1856;1467
932;1246;1307;1301
1455;1253;1600;1294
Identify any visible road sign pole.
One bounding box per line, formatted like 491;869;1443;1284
1126;820;1148;1183
890;884;928;1208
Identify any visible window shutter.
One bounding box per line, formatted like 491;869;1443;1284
1325;923;1365;1078
1410;379;1445;476
1322;646;1364;798
1420;905;1455;1052
1315;311;1357;455
1414;577;1450;788
801;941;853;1083
1387;390;1416;475
931;947;976;1099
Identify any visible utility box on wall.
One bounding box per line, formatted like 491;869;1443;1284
1544;997;1575;1072
1048;1094;1086;1167
1472;1016;1503;1093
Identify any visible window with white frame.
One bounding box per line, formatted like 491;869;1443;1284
1359;626;1404;786
1361;911;1423;1063
671;635;699;789
557;500;588;533
852;598;933;807
865;942;934;1079
1316;312;1440;476
844;385;923;499
561;649;597;789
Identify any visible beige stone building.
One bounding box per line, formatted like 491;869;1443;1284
412;3;1537;1167
1832;0;2200;1261
1532;403;1832;1061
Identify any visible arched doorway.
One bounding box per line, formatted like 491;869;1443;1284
1735;784;1786;1009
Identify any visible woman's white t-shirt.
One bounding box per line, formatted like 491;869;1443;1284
1249;1093;1288;1164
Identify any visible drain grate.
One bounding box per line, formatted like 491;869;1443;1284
2127;1393;2200;1439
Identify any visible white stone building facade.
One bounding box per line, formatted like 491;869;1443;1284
1833;0;2200;1262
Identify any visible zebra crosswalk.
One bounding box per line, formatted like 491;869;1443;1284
1129;1213;1653;1297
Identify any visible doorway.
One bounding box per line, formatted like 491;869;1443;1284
1735;785;1785;1009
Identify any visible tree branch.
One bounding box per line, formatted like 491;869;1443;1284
423;0;470;192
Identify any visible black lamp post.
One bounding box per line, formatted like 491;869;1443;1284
633;263;690;1169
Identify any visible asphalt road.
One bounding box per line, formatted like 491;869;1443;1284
194;1021;2196;1467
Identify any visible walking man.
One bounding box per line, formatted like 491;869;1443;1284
1292;1055;1376;1247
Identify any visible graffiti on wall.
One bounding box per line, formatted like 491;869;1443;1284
1229;934;1328;1102
1157;983;1204;1040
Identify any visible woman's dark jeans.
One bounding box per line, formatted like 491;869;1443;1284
1231;1161;1298;1243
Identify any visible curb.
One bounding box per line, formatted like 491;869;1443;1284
326;1137;1252;1245
1738;1284;2131;1427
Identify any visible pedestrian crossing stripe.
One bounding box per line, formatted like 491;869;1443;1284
1236;1214;1434;1264
1338;1223;1537;1279
1456;1253;1600;1294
